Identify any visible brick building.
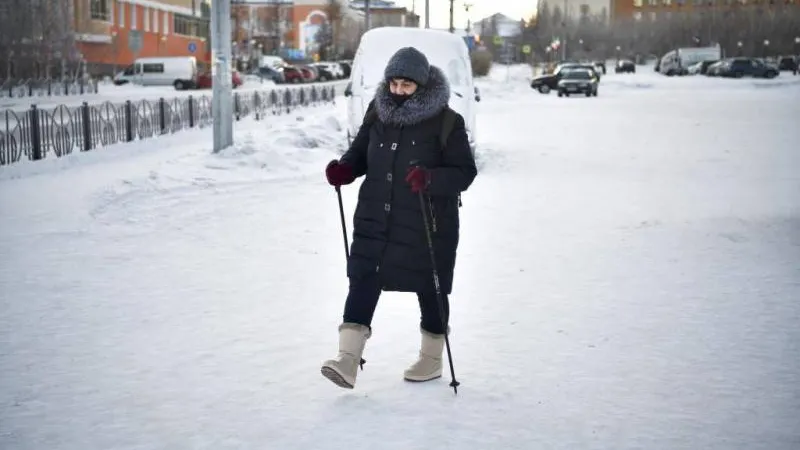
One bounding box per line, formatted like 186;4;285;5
610;0;800;21
74;0;212;74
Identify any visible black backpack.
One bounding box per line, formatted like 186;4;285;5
362;104;462;206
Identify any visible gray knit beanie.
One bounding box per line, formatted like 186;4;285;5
383;47;430;86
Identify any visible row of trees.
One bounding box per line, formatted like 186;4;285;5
482;5;800;64
0;0;80;80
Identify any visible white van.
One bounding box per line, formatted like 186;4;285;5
114;56;198;90
344;27;479;152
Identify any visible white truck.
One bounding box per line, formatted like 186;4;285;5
658;45;722;76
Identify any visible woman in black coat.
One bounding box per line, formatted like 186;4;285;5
320;47;477;389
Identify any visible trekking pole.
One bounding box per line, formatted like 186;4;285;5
417;189;460;395
335;186;349;260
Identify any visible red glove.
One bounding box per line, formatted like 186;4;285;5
326;160;355;186
405;166;430;193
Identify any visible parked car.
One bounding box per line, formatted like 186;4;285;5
705;60;726;76
253;65;285;83
113;56;199;90
777;56;798;73
298;66;317;82
344;26;478;152
319;62;346;79
719;58;779;78
531;64;599;94
557;68;599;97
615;59;636;73
312;63;337;81
195;69;243;89
282;65;306;83
338;60;352;78
687;60;718;75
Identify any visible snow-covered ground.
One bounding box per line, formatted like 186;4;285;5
1;67;799;450
0;79;348;112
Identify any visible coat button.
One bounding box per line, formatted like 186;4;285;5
384;203;391;212
391;143;398;150
386;173;392;182
380;143;384;147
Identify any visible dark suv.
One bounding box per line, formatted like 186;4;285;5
531;64;600;94
720;58;779;78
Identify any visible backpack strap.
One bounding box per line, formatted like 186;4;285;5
438;107;464;207
439;107;458;150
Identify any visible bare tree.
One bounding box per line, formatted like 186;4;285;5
0;0;77;80
523;5;800;63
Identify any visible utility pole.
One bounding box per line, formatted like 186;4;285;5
365;0;371;31
464;3;472;33
424;0;429;28
211;0;233;152
562;0;568;61
448;0;454;33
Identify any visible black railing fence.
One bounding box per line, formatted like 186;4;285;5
0;78;100;99
0;85;336;166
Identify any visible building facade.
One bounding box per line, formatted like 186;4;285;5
74;0;212;74
610;0;800;21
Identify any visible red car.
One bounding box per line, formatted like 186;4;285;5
281;65;306;83
194;70;243;89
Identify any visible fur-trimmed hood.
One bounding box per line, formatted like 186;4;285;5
374;65;450;127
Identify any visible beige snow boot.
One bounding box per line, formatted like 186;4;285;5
321;322;371;389
403;328;446;382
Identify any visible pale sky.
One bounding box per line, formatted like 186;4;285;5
392;0;537;30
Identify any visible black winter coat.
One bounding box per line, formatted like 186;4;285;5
339;66;477;294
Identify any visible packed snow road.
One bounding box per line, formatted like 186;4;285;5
1;67;799;450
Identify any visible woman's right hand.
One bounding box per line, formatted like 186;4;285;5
325;159;356;186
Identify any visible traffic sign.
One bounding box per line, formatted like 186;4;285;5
493;35;503;45
522;44;531;54
128;30;142;53
188;42;197;53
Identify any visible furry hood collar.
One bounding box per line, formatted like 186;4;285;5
374;65;450;127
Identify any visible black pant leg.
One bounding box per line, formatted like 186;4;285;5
342;273;382;328
417;290;449;335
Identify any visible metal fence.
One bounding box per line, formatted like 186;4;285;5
0;85;337;166
0;78;100;99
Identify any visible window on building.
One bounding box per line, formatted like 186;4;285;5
174;14;196;36
153;8;159;33
633;11;643;20
118;1;125;27
649;11;657;20
131;3;137;29
648;0;658;5
90;0;110;21
144;7;150;31
662;0;672;5
633;0;643;6
676;0;685;5
174;14;209;39
163;11;170;34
